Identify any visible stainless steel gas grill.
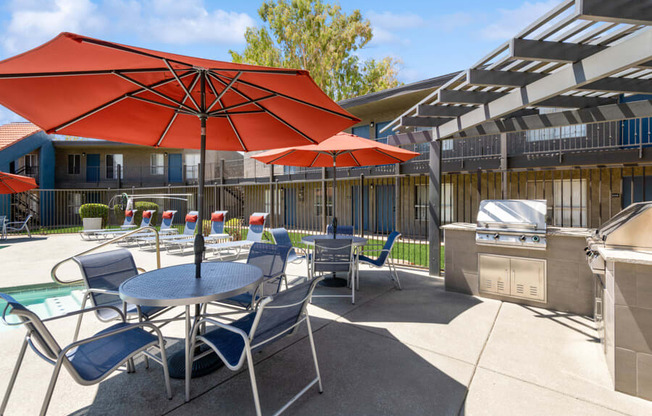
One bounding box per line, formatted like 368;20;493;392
475;199;548;250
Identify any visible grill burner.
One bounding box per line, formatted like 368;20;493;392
475;200;547;250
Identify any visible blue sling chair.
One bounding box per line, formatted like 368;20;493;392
358;231;402;289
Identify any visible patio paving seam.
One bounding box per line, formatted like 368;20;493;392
456;301;503;416
474;366;635;416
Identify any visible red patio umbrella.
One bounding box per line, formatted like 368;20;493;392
0;32;359;238
252;131;419;230
0;171;37;194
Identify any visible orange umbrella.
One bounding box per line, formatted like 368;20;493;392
0;171;37;194
253;132;419;230
0;32;359;251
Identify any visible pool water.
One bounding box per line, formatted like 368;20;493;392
0;284;85;330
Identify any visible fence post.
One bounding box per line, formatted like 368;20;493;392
500;132;508;199
428;140;441;276
359;174;364;238
269;167;275;228
394;163;400;233
321;168;327;232
220;159;225;209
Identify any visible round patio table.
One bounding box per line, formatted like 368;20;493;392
119;262;263;402
301;235;367;287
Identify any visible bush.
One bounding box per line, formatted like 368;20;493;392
79;203;109;227
113;201;160;227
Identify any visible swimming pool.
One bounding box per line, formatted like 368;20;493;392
0;284;85;330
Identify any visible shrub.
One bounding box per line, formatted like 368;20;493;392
113;201;160;227
79;203;109;227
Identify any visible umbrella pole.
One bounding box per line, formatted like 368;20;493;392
320;154;348;288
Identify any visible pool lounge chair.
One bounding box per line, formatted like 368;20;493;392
187;277;324;415
91;210;155;241
79;210;137;241
4;214;33;238
136;210;199;249
162;210;230;254
206;212;268;259
0;293;171;416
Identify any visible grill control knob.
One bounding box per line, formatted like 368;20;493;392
519;235;526;242
493;233;500;239
532;235;540;243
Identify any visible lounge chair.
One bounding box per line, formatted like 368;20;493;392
4;214;32;238
206;212;268;259
310;238;357;304
0;293;172;416
326;224;354;236
91;210;155;241
187;277;324;415
161;210;230;254
79;210;137;241
71;248;173;341
135;210;198;249
358;231;402;290
217;242;292;310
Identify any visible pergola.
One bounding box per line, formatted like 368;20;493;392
382;0;652;274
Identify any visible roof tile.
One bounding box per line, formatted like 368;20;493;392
0;122;42;151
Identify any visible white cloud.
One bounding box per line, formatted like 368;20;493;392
3;0;107;54
367;11;424;45
436;12;476;33
479;0;562;41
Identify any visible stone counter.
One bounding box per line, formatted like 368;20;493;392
443;223;595;316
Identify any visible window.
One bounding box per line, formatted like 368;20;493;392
526;107;586;142
68;154;81;175
23;154;37;175
441;182;454;223
150;154;164;175
414;182;454;222
284;166;297;175
185;153;200;180
375;121;391;144
553;178;587;227
352;125;370;139
314;187;333;217
622;175;652;208
106;154;123;179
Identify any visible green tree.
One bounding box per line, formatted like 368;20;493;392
230;0;401;101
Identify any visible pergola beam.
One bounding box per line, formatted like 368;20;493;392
435;28;652;139
449;100;652;138
537;95;617;108
577;77;652;95
416;104;473;118
400;116;448;128
467;69;547;87
577;0;652;25
511;38;606;63
439;89;506;105
387;130;432;147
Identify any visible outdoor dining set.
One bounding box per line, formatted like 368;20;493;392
0;211;403;416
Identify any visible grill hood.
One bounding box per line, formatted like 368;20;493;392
594;201;652;251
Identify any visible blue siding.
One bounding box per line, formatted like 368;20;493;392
352;125;370;139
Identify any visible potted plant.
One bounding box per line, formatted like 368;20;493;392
79;203;109;230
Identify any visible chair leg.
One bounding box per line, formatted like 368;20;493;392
305;317;323;393
40;360;64;416
157;339;173;399
26;225;31;238
245;348;262;416
1;338;28;415
390;259;402;290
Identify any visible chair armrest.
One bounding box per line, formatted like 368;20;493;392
193;317;250;341
85;288;121;296
359;248;390;255
60;320;164;356
41;305;126;323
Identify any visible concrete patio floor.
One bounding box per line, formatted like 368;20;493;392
1;234;652;415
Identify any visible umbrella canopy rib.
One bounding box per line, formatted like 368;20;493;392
373;148;406;163
164;59;200;111
113;71;195;112
207;72;241;113
0;68;175;79
208;94;276;116
156;73;202;146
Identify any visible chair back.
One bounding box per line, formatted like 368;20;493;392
270;227;300;258
160;210;177;230
0;293;61;361
326;224;354;236
23;214;32;225
210;210;228;234
247;212;268;242
377;231;401;265
122;210;137;227
313;238;353;273
247;243;291;297
182;211;199;235
72;249;139;308
248;277;322;348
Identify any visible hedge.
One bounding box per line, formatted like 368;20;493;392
79;203;109;227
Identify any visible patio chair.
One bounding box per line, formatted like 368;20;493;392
4;214;32;238
358;231;402;290
326;224;354;236
135;210;199;249
206;212;269;259
270;227;310;278
0;293;172;416
79;210;137;241
311;238;357;304
72;248;172;341
218;243;292;310
188;277;324;416
160;210;230;254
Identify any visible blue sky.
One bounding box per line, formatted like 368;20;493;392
0;0;562;124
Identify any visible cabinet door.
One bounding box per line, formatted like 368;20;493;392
510;258;546;301
479;254;510;295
